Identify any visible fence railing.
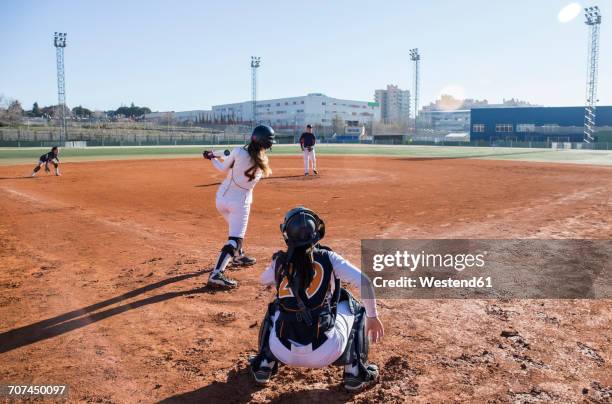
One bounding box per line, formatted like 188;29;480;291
0;128;610;150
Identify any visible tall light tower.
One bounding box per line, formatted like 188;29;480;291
583;6;602;143
409;48;420;134
54;32;68;143
251;56;261;126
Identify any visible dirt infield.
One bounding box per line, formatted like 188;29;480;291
0;156;610;403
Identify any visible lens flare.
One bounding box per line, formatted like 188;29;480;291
437;85;466;111
558;3;582;23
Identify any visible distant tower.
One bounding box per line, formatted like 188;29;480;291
583;6;602;143
54;32;68;142
251;56;261;126
409;48;420;134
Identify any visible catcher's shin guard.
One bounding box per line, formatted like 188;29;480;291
250;302;278;382
334;304;378;391
333;304;369;368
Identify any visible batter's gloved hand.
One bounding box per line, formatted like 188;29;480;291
202;150;215;160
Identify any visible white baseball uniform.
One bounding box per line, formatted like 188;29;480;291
303;148;316;173
259;251;377;368
211;147;263;238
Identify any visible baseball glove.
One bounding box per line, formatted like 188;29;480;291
202;150;215;160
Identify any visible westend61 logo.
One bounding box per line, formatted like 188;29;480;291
361;239;612;299
372;250;486;272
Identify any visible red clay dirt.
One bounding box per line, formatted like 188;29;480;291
0;155;610;403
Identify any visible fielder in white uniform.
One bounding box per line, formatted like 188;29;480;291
250;207;384;392
203;125;275;289
299;125;317;176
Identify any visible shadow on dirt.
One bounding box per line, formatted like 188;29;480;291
0;176;37;180
195;175;307;188
268;388;350;404
159;363;259;404
159;363;351;404
0;270;208;354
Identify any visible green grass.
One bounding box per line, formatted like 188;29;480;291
0;144;611;166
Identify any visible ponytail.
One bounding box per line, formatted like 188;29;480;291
288;246;315;290
245;142;272;181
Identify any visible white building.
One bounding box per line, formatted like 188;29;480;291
374;85;411;125
212;93;380;128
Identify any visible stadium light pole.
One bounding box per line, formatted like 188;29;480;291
54;32;68;143
251;56;261;127
583;6;602;144
409;48;420;135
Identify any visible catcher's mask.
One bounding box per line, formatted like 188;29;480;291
280;206;325;248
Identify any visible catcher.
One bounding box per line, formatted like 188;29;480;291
250;207;383;392
31;146;61;177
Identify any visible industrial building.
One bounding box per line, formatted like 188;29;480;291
374;85;411;125
212;93;380;128
470;106;612;142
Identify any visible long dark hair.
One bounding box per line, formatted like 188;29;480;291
244;142;271;181
288;245;315;290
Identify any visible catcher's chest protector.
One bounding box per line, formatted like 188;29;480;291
275;250;336;349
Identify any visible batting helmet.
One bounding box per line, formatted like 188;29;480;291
280;206;325;247
251;125;275;149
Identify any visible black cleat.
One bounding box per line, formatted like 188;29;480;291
249;355;277;385
251;365;273;385
231;255;256;267
343;364;379;392
207;272;238;289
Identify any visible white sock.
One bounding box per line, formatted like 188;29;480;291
344;362;359;376
211;252;232;276
260;359;276;369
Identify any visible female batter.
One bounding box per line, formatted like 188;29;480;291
250;207;384;392
203;125;275;288
31;146;61;177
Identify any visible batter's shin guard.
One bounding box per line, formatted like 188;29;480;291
33;166;41;173
211;241;238;275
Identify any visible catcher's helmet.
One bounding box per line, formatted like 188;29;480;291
280;206;325;247
251;125;275;149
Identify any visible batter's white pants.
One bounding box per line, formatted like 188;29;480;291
269;300;354;368
216;191;251;239
303;149;316;173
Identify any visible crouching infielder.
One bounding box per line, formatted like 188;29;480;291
250;207;384;392
202;125;275;289
31;146;61;177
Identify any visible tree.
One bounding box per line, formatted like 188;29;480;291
115;103;152;119
0;97;24;125
30;102;41;117
332;114;345;135
72;105;92;118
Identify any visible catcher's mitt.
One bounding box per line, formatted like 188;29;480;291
202;150;215;160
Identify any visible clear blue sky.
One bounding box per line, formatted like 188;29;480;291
0;0;610;111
